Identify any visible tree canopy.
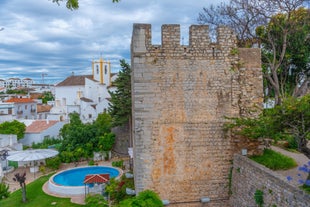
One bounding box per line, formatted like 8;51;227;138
108;59;132;127
39;91;54;104
257;7;310;103
0;120;26;139
59;112;115;162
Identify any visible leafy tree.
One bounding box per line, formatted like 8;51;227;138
108;59;132;127
198;0;310;105
39;91;54;104
226;94;310;158
256;7;310;103
0;120;26;139
98;133;116;152
93;112;113;137
12;172;27;203
59;112;115;162
0;182;10;200
59;112;95;160
52;0;121;10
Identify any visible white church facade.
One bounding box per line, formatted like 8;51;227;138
49;58;117;123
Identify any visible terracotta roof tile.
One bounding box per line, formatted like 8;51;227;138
83;174;110;184
25;120;59;133
4;98;35;103
56;75;93;87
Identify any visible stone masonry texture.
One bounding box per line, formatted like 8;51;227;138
231;154;310;207
131;24;263;206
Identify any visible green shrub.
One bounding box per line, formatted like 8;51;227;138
8;161;17;169
112;160;124;168
31;137;62;149
286;135;298;149
106;174;135;204
0;182;10;200
45;156;61;170
59;151;74;163
88;160;95;166
254;189;264;207
39;165;46;174
250;149;297;170
118;190;163;207
85;194;108;207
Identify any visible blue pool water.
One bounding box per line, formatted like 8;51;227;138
53;166;120;186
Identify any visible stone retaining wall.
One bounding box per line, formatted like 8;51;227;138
230;154;310;207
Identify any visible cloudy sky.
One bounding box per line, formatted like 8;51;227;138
0;0;220;84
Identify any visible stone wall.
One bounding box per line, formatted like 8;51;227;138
112;123;130;155
230;154;310;207
131;24;263;206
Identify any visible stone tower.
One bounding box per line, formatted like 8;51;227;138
131;24;263;206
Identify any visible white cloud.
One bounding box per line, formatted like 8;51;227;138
0;0;220;83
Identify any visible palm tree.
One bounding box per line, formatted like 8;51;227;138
13;172;27;202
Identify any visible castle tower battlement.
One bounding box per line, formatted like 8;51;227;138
131;23;263;207
131;24;237;58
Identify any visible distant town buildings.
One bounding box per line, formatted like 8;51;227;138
0;78;34;88
0;56;118;152
50;57;117;123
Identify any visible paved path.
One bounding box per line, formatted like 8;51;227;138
271;146;310;187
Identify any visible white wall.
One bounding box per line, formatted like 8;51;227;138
20;121;65;146
55;85;83;106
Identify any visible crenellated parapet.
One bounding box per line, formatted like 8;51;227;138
131;24;237;58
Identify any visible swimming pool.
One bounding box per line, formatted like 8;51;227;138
48;166;122;196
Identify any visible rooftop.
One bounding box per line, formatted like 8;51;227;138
56;75;93;87
25;120;59;133
4;98;35;103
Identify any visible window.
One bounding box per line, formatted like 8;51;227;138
105;65;107;74
88;114;92;119
96;65;99;74
25;105;28;110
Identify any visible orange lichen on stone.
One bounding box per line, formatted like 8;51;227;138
163;126;176;175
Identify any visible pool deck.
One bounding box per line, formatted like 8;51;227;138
2;160;125;205
42;181;86;205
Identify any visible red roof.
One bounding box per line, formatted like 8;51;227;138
25;120;59;133
4;98;35;103
83;174;110;184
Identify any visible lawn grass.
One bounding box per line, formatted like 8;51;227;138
0;173;83;207
250;149;297;170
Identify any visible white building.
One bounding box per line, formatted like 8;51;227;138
50;57;117;123
19;120;65;146
0;78;34;88
2;97;37;120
